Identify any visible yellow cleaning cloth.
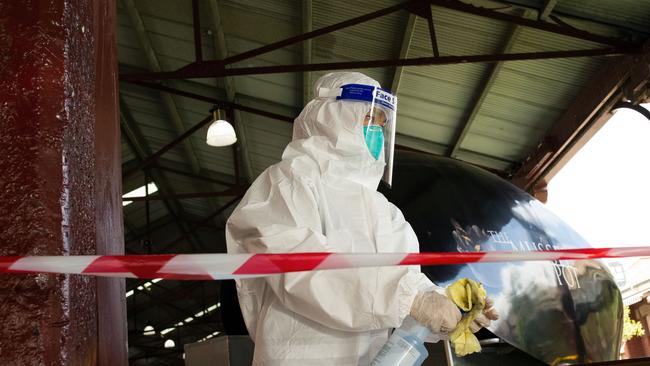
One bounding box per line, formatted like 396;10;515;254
445;278;487;357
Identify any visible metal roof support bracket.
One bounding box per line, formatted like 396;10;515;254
538;0;558;21
120;0;636;81
127;81;294;123
220;1;413;66
511;40;650;191
121;48;631;81
391;14;418;94
402;2;439;56
425;0;634;48
425;5;440;57
123;115;213;179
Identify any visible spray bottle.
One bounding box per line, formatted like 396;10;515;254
372;278;488;365
370;315;432;366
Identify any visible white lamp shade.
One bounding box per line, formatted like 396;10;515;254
164;339;176;348
206;119;237;146
143;325;155;336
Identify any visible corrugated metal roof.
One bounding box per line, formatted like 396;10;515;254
118;0;649;231
219;0;302;106
397;5;512;158
397;4;621;167
469;0;650;38
460;25;608;162
554;0;650;35
222;0;299;20
312;0;407;87
118;0;650;222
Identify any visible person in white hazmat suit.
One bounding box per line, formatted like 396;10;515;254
226;72;495;365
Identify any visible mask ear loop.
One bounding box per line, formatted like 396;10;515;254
368;86;378;128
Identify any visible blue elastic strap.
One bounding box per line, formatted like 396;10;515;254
336;84;397;111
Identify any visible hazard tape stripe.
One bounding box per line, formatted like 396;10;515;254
83;255;175;279
0;256;22;273
233;252;332;275
0;246;648;280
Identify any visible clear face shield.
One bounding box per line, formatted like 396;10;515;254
336;84;397;186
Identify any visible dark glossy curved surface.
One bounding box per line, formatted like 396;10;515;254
380;151;623;365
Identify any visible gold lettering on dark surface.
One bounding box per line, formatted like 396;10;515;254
452;224;582;289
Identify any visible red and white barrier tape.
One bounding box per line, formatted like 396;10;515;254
0;246;648;280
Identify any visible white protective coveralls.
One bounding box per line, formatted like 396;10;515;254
226;72;437;365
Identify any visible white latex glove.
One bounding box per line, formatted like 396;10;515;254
410;291;462;334
469;297;500;333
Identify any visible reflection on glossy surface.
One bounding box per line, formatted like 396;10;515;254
380;152;623;364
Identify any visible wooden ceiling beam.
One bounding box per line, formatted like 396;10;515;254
511;40;650;190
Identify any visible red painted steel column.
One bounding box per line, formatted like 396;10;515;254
0;1;126;365
93;1;128;365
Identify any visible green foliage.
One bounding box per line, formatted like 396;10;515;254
623;306;645;342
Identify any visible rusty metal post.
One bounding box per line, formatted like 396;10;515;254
0;0;127;364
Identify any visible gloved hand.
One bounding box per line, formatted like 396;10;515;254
469;297;499;333
445;278;497;356
409;291;462;334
